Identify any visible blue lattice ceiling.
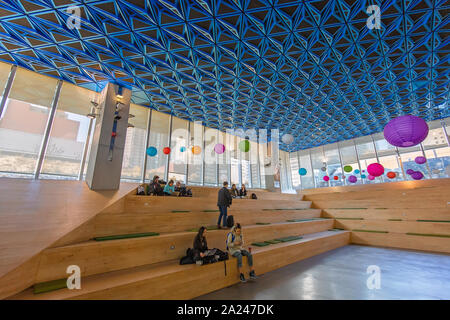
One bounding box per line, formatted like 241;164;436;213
0;0;448;151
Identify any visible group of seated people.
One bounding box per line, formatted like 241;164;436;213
192;222;256;283
230;183;248;198
137;175;192;197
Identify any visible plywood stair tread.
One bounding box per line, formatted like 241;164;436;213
11;230;349;300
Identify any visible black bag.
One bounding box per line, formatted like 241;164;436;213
226;215;234;228
201;255;218;265
179;248;195;265
215;248;229;261
251;193;257;199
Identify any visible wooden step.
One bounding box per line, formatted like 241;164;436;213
351;231;450;254
91;209;323;238
335;219;450;235
31;219;334;284
323;208;450;222
124;196;312;213
10;231;350;300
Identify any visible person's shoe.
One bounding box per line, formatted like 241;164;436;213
239;273;247;283
249;270;257;279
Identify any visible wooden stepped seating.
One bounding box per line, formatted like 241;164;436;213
29;219;334;285
11;230;350;300
90;208;323;239
303;178;450;254
185;186;300;201
125;196;312;214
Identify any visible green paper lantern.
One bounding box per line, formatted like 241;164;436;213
344;165;353;173
239;140;250;152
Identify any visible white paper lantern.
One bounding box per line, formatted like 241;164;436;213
281;134;294;144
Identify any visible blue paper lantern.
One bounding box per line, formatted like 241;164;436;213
299;168;307;176
354;169;360;174
146;146;157;157
180;146;186;152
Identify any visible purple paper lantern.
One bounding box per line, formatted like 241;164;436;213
415;156;427;164
411;171;424;180
348;175;357;183
383;115;429;148
406;169;414;175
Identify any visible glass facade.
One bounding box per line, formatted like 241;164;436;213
289;118;450;190
1;62;448;192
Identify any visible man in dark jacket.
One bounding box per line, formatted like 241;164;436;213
217;181;232;229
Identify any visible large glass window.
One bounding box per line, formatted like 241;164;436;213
310;146;327;188
372;132;402;182
187;121;203;185
324;143;343;186
40;83;99;180
0;67;58;177
250;140;260;188
289;152;300;188
0;62;11;96
169;116;189;183
298;150;314;189
354;136;376;184
145;110;170;181
217;130;229;184
204;127;218;186
120;104;148;181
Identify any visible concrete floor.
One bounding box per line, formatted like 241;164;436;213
196;245;450;300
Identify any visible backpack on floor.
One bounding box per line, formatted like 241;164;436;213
179;248;195;265
251;193;257;199
226;215;234;228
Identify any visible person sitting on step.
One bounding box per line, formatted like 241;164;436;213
148;175;164;196
230;184;239;198
226;223;256;282
163;180;177;196
238;184;248;198
193;226;209;265
175;181;192;197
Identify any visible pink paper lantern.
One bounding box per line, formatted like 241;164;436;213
323;176;330;182
214;143;225;154
367;163;385;177
368;175;375;181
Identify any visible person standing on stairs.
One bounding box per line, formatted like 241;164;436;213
217;181;232;229
227;223;256;282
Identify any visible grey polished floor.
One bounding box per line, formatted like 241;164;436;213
196;245;450;300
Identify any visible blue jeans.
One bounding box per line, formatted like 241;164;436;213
217;205;228;227
232;250;253;268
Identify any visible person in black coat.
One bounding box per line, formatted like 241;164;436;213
193;226;208;262
217;181;232;229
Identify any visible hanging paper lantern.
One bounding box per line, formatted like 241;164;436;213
163;147;171;155
367;163;384;177
321;166;327;172
348;175;357;183
415;156;427;164
281;134;294;144
239;140;250;152
344;165;353;173
406;169;414;175
361;174;367;179
214;143;225;154
354;169;360;174
333;176;339;180
411;171;424;180
383;115;429;147
323;176;330;182
191;146;202;155
387;171;396;179
368;175;375;180
299;168;307;176
180;146;186;152
146;146;157;157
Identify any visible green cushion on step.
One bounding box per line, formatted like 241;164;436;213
251;242;270;247
264;239;282;244
172;210;190;213
34;278;67;294
328;228;344;231
286;219;316;222
274;236;303;242
417;220;450;223
94;232;159;241
256;222;271;225
352;229;388;234
406;232;450;238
